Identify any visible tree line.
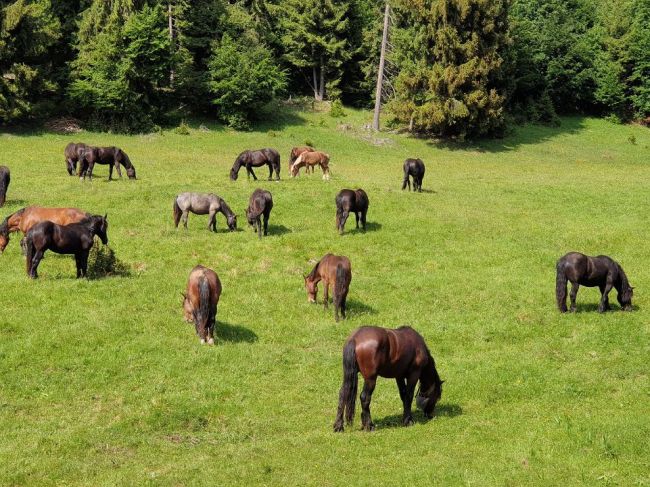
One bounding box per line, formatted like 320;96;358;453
1;0;648;136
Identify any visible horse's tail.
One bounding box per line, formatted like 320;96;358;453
25;232;34;275
195;274;211;332
556;260;568;312
173;197;182;228
334;263;346;321
335;338;358;430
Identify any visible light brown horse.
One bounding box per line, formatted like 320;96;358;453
291;151;331;179
182;265;222;344
0;206;90;253
304;253;351;321
288;146;314;171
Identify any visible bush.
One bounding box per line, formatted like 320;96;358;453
174;120;191;135
87;242;131;279
329;100;347;118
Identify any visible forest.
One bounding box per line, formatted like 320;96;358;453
1;0;649;136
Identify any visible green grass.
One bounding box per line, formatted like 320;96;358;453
1;108;649;486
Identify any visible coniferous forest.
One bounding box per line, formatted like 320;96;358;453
1;0;649;136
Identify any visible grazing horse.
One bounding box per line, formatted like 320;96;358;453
0;165;10;207
173;192;237;232
291;151;331;179
0;206;90;253
402;158;425;192
25;215;109;279
334;326;444;432
556;252;633;313
182;265;222;345
289;146;314;171
304;254;352;322
335;188;369;235
80;146;137;181
230;148;280;181
64;142;88;176
246;189;273;238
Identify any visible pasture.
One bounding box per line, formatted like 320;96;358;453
0;108;649;486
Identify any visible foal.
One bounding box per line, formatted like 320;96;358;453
402;158;425;192
304;253;352;321
289;146;314;171
291;151;331;179
335;188;369;234
246;189;273;239
182;265;222;344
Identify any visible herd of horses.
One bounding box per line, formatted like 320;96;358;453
0;139;636;433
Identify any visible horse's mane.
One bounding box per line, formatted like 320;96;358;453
120;150;133;169
306;259;321;281
219;197;234;217
417;343;442;396
617;263;631;290
0;208;24;235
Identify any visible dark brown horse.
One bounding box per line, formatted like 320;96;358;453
334;326;444;432
0;206;90;253
556;252;633;313
64;142;88;176
291;151;331;179
0;165;9;207
246;189;273;238
289;146;314;171
80;146;136;181
230;148;280;181
182;265;222;344
25;215;109;279
402;158;425;192
335;188;369;234
304;254;351;321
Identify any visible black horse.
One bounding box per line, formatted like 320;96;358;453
25;215;109;279
0;165;10;207
402;158;425;192
556;252;633;313
335;188;369;235
230;148;280;181
80;146;136;181
64;142;88;176
246;189;273;238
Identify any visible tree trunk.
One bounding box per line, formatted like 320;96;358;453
318;54;325;101
373;2;390;131
313;65;319;100
168;2;175;86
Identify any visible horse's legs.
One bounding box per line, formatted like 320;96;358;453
182;210;189;230
323;281;329;309
207;312;216;345
569;282;579;312
401;372;418;426
341;290;348;319
599;280;614;313
395;377;413;425
108;163;114;181
195;320;208;344
361;210;367;231
75;253;83;278
257;217;262;239
208;210;217;232
599;284;611;310
87;160;95;181
338;211;349;235
246;165;258;181
79;251;89;278
417;176;423;192
402;174;410;191
263;212;269;236
360;377;377;431
355;212;360;228
115;162;123;178
268;163;273;181
30;250;45;279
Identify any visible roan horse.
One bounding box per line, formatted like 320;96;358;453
246;189;273;238
182;265;222;344
230;148;281;181
335;188;369;235
79;146;137;181
25;214;109;279
0;206;90;254
402;158;425;192
304;253;352;322
556;252;633;313
291;151;331;179
0;165;10;207
334;326;444;432
173;192;237;232
64;142;88;176
288;146;314;171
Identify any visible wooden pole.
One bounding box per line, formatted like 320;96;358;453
372;2;390;131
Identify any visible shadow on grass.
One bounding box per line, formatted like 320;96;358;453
346;299;377;315
343;221;382;235
217;321;258;343
374;403;463;429
267;224;292;236
2;199;28;207
572;303;638;313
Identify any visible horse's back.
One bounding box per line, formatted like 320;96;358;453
187;265;222;305
21;207;88;233
320;253;351;280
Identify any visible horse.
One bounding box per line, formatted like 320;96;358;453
0;165;10;207
64;142;88;176
79;146;137;181
335;188;369;235
333;326;444;432
230;148;280;181
0;206;90;254
173;193;237;232
402;158;425;192
246;189;273;238
24;214;109;279
289;146;314;171
304;254;351;321
291;151;331;179
556;252;633;313
182;265;222;345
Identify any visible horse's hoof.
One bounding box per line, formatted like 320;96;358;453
333;422;344;433
208;338;215;345
403;417;414;427
200;339;206;344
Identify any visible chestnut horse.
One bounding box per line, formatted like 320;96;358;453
334;326;444;432
288;146;314;171
64;142;88;176
335;188;369;234
79;146;137;181
246;189;273;238
0;165;10;207
182;265;222;344
25;215;108;279
402;158;425;192
304;254;351;322
556;252;633;313
230;148;280;181
291;151;331;179
0;206;90;253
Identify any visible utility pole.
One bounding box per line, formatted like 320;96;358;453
372;2;390;131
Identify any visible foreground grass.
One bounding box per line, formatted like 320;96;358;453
0;109;649;486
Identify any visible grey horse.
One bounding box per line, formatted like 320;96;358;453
173;192;237;232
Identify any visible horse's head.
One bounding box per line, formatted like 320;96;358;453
304;275;318;303
0;232;8;253
181;293;193;322
126;165;136;179
226;213;237;231
230;165;239;181
618;285;634;311
92;214;109;245
416;379;443;419
245;207;256;227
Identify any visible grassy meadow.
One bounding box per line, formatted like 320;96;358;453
0;107;649;486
